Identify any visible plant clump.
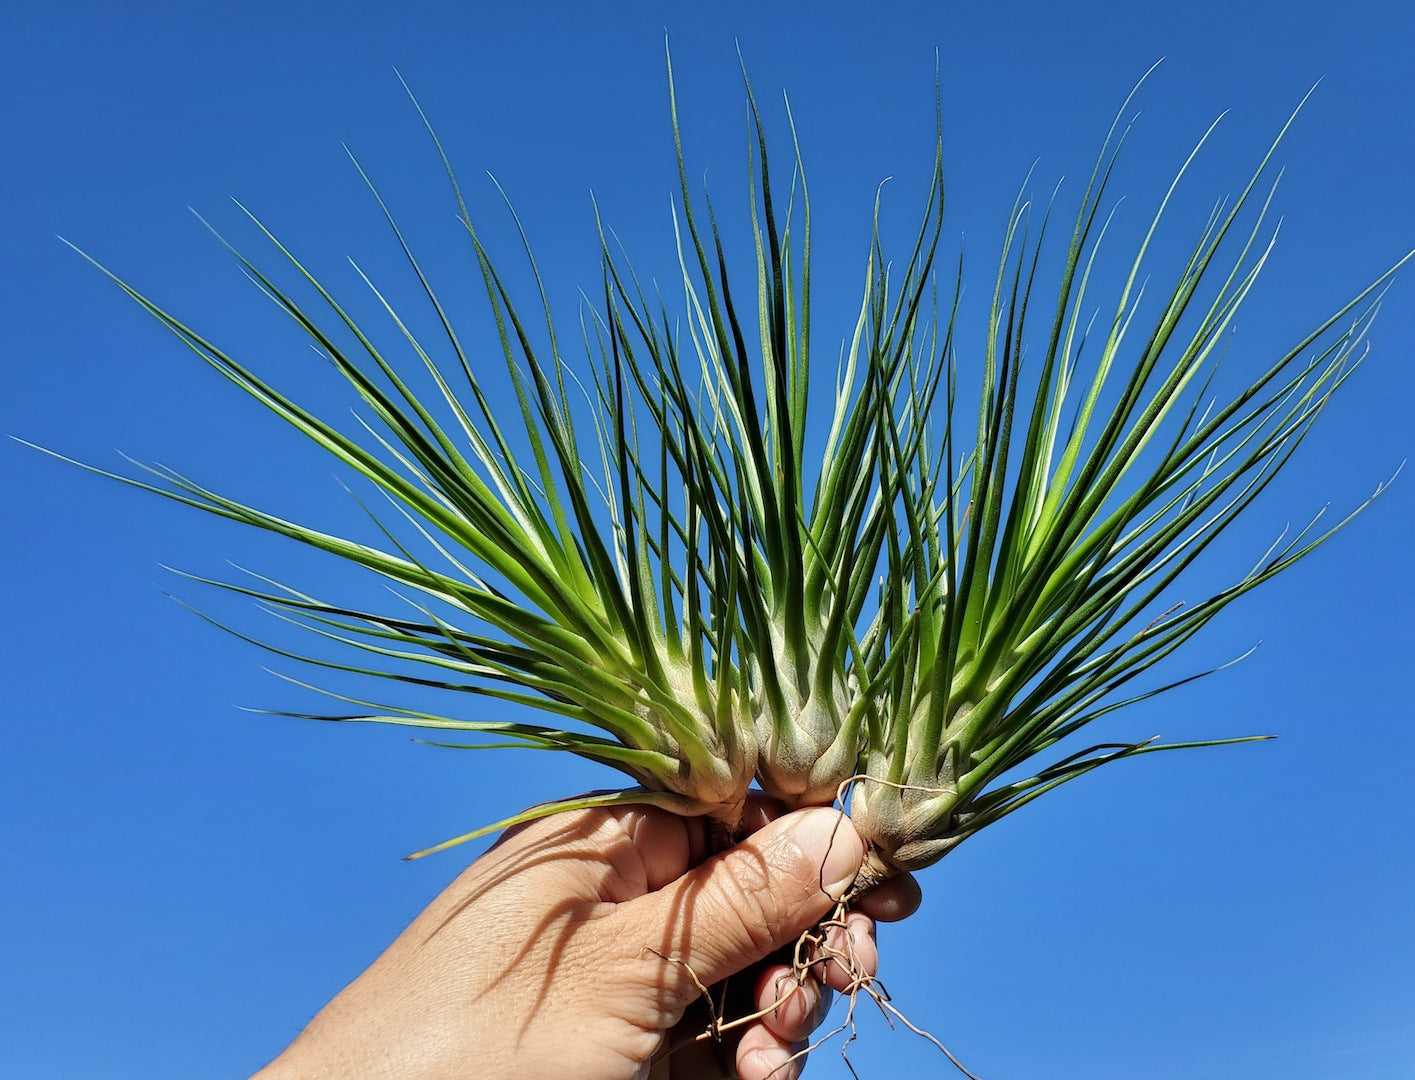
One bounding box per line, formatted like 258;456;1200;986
42;56;1407;890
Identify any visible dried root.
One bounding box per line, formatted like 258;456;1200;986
649;776;987;1077
651;901;982;1079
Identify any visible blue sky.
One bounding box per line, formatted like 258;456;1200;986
4;3;1413;1077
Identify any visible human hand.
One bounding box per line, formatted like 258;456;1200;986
252;796;920;1080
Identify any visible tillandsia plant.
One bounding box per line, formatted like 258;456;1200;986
601;64;943;813
40;58;938;852
37;56;1405;889
846;82;1410;888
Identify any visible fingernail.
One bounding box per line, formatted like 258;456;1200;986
743;1044;798;1080
769;973;812;1024
791;808;864;899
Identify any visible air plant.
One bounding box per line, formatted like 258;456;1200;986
845;83;1409;888
41;59;927;853
39;56;1404;898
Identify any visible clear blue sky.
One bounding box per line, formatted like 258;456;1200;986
4;3;1413;1077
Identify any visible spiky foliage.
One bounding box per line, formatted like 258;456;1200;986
851;81;1408;879
34;63;944;852
597;61;944;810
34;62;1406;872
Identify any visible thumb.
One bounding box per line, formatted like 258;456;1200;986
631;807;866;998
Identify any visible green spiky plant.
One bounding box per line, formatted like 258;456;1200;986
37;56;1405;896
44;59;922;854
846;85;1408;887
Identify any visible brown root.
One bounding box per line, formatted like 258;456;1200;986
649;901;983;1079
784;900;984;1079
649;777;982;1075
